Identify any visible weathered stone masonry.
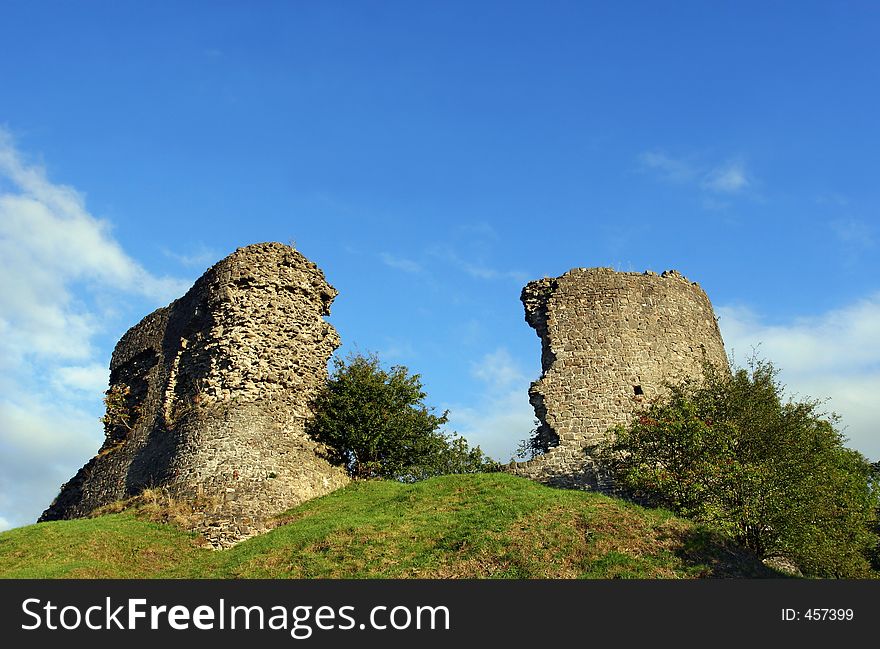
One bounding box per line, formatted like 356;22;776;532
40;242;349;546
509;268;728;488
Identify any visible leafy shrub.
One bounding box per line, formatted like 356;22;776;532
600;358;878;578
307;352;498;480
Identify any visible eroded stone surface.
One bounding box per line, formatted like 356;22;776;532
40;242;349;546
508;268;728;489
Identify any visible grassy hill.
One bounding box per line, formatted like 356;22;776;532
0;473;780;578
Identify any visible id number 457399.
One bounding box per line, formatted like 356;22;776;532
781;608;853;621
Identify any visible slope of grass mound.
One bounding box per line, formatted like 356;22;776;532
0;474;779;579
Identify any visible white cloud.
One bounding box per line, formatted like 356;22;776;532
637;151;697;184
702;161;749;193
471;348;526;391
718;296;880;460
0;131;186;368
52;364;109;396
0;391;104;532
815;193;849;207
162;245;220;269
830;218;876;251
0;516;10;532
0;128;186;529
826;218;876;268
0;129;186;348
429;246;528;284
457;221;499;240
638;150;753;196
718;298;880;373
0;395;100;466
380;252;422;274
447;348;536;463
376;338;416;362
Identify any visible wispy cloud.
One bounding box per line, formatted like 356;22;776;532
702;161;750;193
830;218;876;251
457;221;499;240
637;151;697;184
471;348;526;390
376;338;416;362
0;128;186;530
828;217;876;269
51;364;109;395
429;246;528;284
0;393;102;532
162;245;219;269
638;150;753;196
717;295;880;460
447;348;536;462
815;193;850;207
379;252;423;274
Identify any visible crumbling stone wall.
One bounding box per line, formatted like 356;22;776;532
508;268;728;489
40;242;349;546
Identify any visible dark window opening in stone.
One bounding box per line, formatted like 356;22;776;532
633;385;644;395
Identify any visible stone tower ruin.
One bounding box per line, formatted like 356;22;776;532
40;242;349;546
509;267;728;488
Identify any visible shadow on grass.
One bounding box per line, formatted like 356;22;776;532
673;527;795;578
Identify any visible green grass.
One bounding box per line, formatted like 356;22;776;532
0;473;780;578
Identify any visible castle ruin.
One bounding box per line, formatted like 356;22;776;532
40;242;349;546
40;247;730;544
509;268;728;488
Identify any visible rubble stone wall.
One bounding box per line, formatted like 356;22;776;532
508;268;728;489
40;242;349;546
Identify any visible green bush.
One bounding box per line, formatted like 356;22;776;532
600;358;878;578
868;461;880;572
307;352;498;480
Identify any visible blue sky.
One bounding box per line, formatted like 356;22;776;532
1;1;878;531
